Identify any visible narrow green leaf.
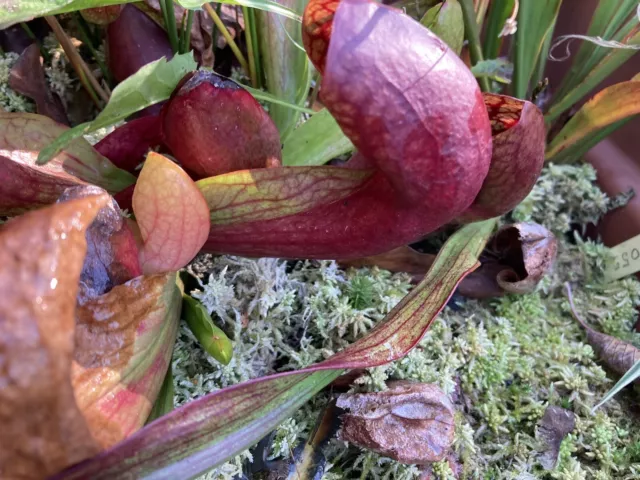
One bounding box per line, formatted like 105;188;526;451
244;85;315;114
594;360;640;410
176;0;301;22
420;0;464;55
482;0;515;60
146;365;174;424
0;0;134;28
53;220;495;480
37;53;197;165
282;109;354;166
553;0;638;101
182;295;233;366
546;25;640;124
546;78;640;162
512;0;563;99
459;0;490;91
256;0;311;140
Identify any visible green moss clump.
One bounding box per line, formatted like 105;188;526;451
0;52;35;113
175;165;640;479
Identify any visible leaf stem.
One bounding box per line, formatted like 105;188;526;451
242;7;258;87
309;71;321;108
73;13;113;88
162;0;180;54
459;0;491;92
45;16;109;107
204;3;250;75
179;9;194;54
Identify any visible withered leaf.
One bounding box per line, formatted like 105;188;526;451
9;44;68;125
492;223;558;294
0;112;135;216
567;283;640;381
536;406;575;470
336;381;455;464
340;245;435;283
73;272;181;449
0;195;108;479
58;186;142;300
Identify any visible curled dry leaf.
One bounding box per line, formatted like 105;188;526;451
536;406;575;470
107;5;173;83
0;113;135;216
492;223;558;294
73;272;181;449
0;195;108;479
57;186;141;300
459;93;545;222
341;223;556;299
161;71;282;179
566;283;640;381
336;381;455;464
9;43;68;125
95;115;164;174
133;152;210;274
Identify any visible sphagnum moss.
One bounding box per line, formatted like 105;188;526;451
175;165;640;479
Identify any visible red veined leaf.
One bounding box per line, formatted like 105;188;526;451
51;219;495;479
72;272;181;449
0;113;136;216
0;194;109;478
133;152;210;274
459;93;545;222
201;0;491;259
161;71;283;179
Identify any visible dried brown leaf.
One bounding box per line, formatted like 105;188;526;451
536;406;575;470
567;283;640;379
336;381;455;464
9;43;68;125
492;222;558;294
0;194;108;479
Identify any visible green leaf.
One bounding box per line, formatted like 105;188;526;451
594;359;640;410
282;109;354;166
420;0;464;55
546;78;640;163
471;58;513;84
552;0;638;103
0;0;134;28
182;295;233;365
176;0;301;22
512;0;563;99
546;21;640;124
146;365;174;424
482;0;515;60
244;85;315;114
38;53;197;165
52;219;495;480
256;0;311;140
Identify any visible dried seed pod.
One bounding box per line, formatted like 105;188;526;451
336;381;455;464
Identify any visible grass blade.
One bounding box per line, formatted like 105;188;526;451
482;0;515;60
177;0;301;22
594;360;640;410
512;0;563;99
52;220;496;480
